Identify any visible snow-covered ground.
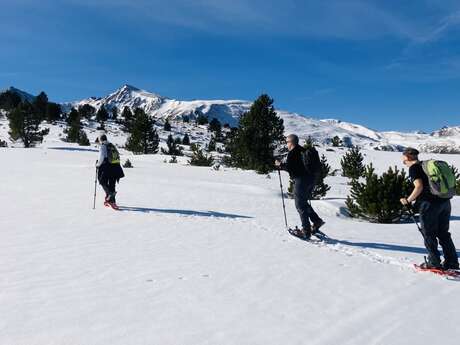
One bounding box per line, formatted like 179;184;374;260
1;140;460;344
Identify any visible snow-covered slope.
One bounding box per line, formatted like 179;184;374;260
2;85;460;153
1;144;460;345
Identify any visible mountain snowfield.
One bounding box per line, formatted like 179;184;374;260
61;84;460;153
1;127;460;344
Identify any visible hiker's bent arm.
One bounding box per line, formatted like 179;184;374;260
407;179;423;203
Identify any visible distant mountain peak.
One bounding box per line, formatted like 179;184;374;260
119;84;141;92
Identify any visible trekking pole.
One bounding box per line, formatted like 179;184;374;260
404;199;421;231
93;164;98;210
277;169;289;231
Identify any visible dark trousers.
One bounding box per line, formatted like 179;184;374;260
293;176;322;230
98;166;117;202
419;200;458;265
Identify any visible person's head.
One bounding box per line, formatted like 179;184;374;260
402;147;419;167
286;134;299;151
99;134;108;143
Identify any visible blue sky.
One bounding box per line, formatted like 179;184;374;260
1;0;460;131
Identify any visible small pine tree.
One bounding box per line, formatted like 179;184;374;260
123;159;133;168
225;94;284;174
341;146;365;179
164;119;172;131
96;105;109;123
169;156;178;164
189;146;214;166
66;111;89;146
312;154;331;199
207;137;216;152
196;114;208;125
331;136;342;147
345;164;413;223
7;102;49;148
111;106;118;121
182;134;190;145
78;104;96;120
161;134;183;156
0;139;8;147
125;108;160;154
209;117;222;133
182;115;190;123
78;130;90;146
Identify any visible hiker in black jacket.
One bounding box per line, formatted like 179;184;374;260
400;147;459;269
275;134;325;239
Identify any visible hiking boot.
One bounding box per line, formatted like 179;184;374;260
312;220;325;234
108;192;117;203
419;261;442;269
302;228;312;240
442;261;460;270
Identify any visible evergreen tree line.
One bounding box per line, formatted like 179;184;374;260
1;90;60;147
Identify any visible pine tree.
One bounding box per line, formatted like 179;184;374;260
345;164;413;223
66;111;89;146
189;145;214;166
33;91;48;121
331;136;342;147
111;106;118;121
450;164;460;195
207;137;216;152
96;105;109;123
196;113;208;125
209;117;221;133
0;91;21;111
125;108;159;154
121;106;134;132
164;119;172;131
46;102;61;123
312;154;331;199
66;108;80;125
225;94;284;174
78;104;96;120
341;146;365;179
7;101;49;148
161;134;183;156
123;159;133;168
182;134;190;145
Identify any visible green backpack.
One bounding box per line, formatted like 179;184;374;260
106;143;120;164
421;160;456;198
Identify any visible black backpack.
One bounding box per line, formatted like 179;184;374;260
301;146;321;182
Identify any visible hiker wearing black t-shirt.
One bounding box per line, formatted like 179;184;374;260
400;148;459;269
275;134;325;239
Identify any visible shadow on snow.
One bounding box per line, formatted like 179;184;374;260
48;147;98;152
117;206;253;219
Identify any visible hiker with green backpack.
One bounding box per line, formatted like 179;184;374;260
400;147;459;269
96;134;125;208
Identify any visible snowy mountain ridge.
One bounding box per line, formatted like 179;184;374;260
2;85;460;153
